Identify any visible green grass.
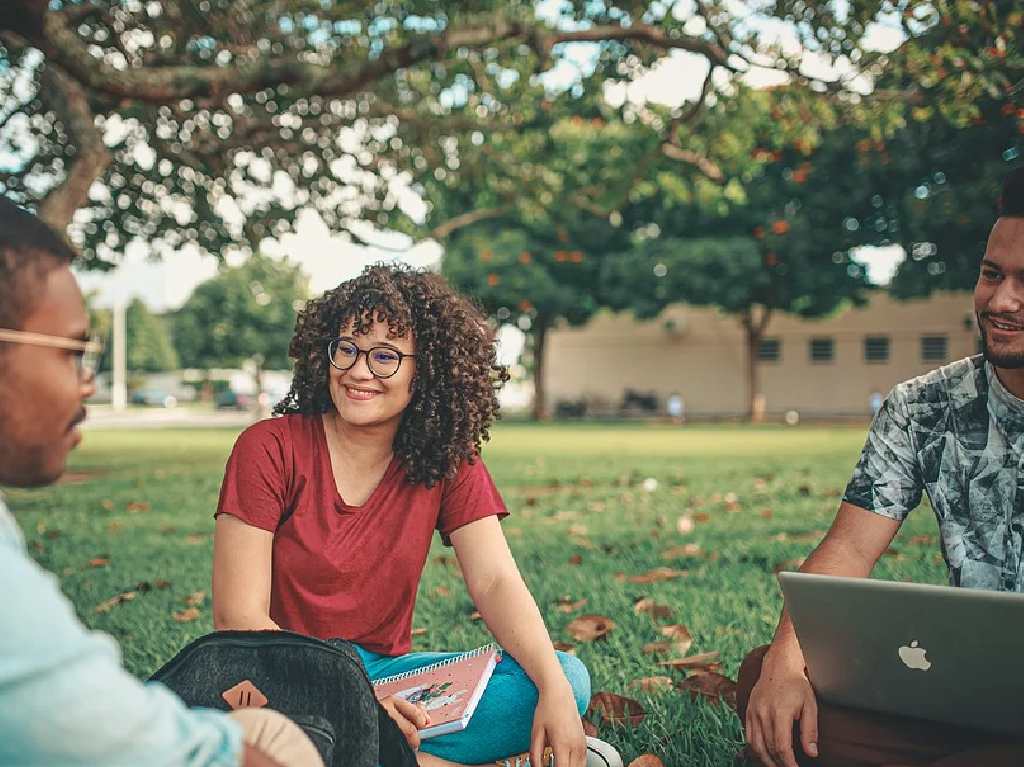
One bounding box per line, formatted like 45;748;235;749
5;423;946;767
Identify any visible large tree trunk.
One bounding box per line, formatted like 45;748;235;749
531;316;550;422
740;306;773;423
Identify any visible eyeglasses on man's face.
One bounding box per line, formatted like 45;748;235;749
0;328;103;378
326;337;414;379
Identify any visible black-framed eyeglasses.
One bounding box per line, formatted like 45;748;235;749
326;337;414;379
0;328;102;378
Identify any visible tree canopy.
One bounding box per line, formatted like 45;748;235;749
2;0;891;269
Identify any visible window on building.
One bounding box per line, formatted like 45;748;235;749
758;338;781;362
864;335;890;363
921;335;948;362
809;337;835;363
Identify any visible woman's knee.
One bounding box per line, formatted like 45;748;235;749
556;651;591;714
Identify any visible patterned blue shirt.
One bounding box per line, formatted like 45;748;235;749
844;355;1024;592
0;495;243;766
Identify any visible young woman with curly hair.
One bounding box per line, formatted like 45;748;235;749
211;264;618;767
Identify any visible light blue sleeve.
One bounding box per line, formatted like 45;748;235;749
0;502;244;767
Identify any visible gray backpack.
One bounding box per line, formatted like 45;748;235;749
150;630;418;767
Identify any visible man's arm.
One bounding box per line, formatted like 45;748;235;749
745;505;902;767
0;525;246;767
766;503;903;672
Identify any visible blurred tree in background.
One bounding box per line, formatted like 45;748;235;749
87;296;178;373
172;253;307;371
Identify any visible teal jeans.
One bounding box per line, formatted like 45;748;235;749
356;646;591;764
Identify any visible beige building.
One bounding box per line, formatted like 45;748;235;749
543;290;977;418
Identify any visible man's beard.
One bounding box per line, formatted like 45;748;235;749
979;313;1024;369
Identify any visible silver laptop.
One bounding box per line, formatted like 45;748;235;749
778;571;1024;735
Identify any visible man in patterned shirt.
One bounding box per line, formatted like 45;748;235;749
738;166;1024;767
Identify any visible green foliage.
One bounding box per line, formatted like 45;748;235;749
2;1;891;267
7;423;947;766
126;298;179;373
173;254;307;370
87;296;178;373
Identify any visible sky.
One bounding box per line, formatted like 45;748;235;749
65;4;908;314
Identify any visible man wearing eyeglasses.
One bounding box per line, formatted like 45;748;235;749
0;196;322;766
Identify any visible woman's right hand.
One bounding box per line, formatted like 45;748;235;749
380;696;431;751
744;650;819;767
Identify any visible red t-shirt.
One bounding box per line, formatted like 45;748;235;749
215;413;507;655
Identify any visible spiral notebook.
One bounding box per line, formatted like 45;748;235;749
372;644;502;739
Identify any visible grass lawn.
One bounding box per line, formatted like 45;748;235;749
5;422;946;767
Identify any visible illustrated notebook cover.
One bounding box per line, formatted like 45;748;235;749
372;644;502;739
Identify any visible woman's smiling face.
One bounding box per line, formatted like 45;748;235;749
327;317;416;429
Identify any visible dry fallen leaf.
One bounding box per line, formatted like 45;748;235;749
566;615;615;641
628;755;665;767
173;607;201;623
95;590;136;614
629;676;674;693
661;543;702;559
633;597;673;620
89;556;110;568
657;650;721;671
568;554;583;565
185;590;206;607
693;512;711;523
678;671;738;709
411;627;428;636
556;596;589;613
587;691;645;727
676;515;695;534
910;535;935;546
433;585;451;598
184;533;206;545
642;642;672;655
154;579;172;589
582;718;598;737
616;567;688;584
759;508;774;520
773;558;805;574
126;501;151;513
468;610;482;621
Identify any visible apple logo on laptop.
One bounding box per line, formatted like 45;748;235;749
898;640;931;671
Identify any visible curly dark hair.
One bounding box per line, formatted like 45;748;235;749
275;262;509;487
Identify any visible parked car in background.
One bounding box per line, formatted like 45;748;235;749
129;388;178;408
214;388;253;411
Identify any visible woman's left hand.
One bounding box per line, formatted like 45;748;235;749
530;681;587;767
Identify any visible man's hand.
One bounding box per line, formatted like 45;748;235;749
744;650;819;767
380;695;430;751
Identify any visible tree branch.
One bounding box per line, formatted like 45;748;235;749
36;63;111;234
36;12;526;104
540;24;734;70
430;206;509;239
33;10;737;106
660;143;725;183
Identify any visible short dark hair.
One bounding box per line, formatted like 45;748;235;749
0;196;77;329
999;166;1024;217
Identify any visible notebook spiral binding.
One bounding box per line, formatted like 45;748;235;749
372;643;500;687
